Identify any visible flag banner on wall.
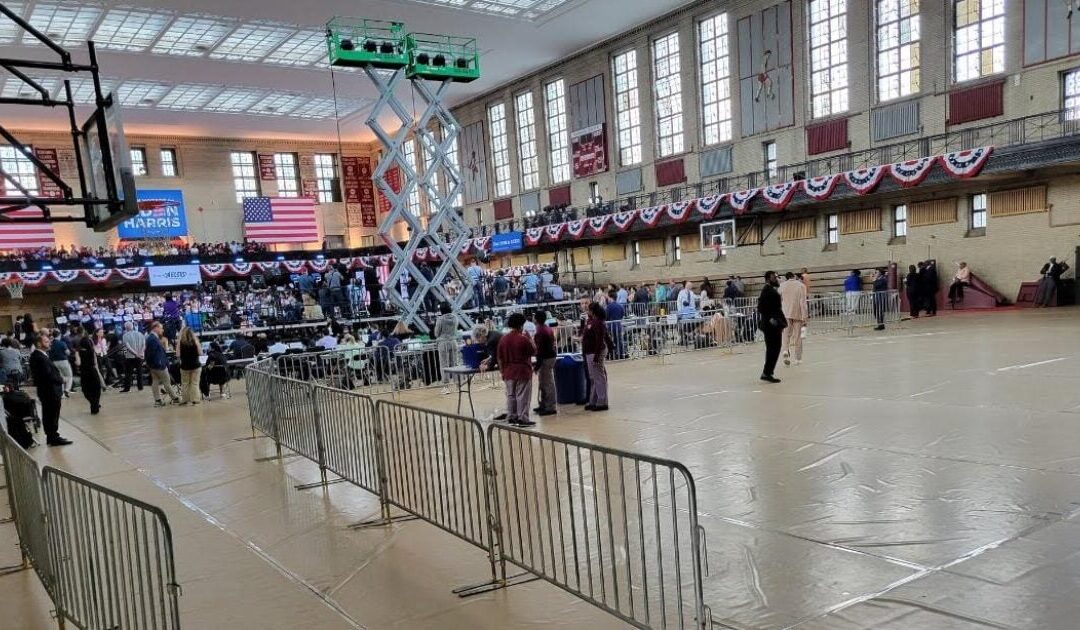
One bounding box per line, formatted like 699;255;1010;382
571;123;608;179
242;197;319;244
376;165;402;216
34;148;63;199
342;156;362;203
302;179;319;204
258;154;276;181
358;157;377;227
0;207;55;251
119;189;188;239
460;121;489;204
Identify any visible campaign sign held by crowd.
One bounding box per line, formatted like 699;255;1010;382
119;189;188;239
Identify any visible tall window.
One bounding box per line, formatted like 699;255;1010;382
954;0;1004;82
515;91;540;191
671;235;682;263
764;141;778;179
631;240;641;267
876;0;921;101
1064;68;1080;120
403;138;423;216
0;146;38;196
971;193;987;229
653;32;684;158
273;153;300;197
230;152;260;203
160;148;178;177
893;204;908;236
699;13;732;145
488;103;512;198
589;181;600;204
313;153;339;203
545;79;571;184
613;50;643;166
826;213;839;244
130;147;147;176
808;0;849;118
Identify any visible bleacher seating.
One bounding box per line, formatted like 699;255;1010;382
666;261;892;297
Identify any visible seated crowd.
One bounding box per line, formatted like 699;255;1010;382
0;240;269;268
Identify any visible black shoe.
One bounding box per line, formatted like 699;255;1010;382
589;405;608;411
760;375;781;383
874;325;885;331
494;412;508;421
511;418;536;427
47;437;73;446
536;409;557;416
533;407;541;413
120;388;130;393
584;404;596;411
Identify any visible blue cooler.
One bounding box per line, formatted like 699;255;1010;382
555;353;587;405
461;343;484;369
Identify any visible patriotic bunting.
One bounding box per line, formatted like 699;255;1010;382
843;166;886;194
307;260;329;273
587;215;611;235
230;262;253;275
666;200;694;222
761;182;801;209
282;260;307;273
695;194;725;218
50;270;80;283
545;223;567;240
201;264;227;277
611;210;637;231
81;268;112;283
414;247;428;262
728;189;759;213
525;228;544;245
566;220;587;239
938;146;993;178
638;206;663;227
803;174;842;200
473;236;491;251
256;261;279;271
115;267;147;281
17;271;48;286
889;157;935;187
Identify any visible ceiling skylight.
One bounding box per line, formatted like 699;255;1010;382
405;0;578;19
156;83;223;110
291;97;346;120
208;22;295;62
246;93;309;116
63;76;116;104
0;3;25;44
92;7;173;52
117;80;171;106
264;29;329;67
1;75;58;99
24;2;101;45
151;15;234;56
203;88;263;113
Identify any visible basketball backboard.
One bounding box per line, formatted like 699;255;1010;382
700;219;736;251
79;94;138;231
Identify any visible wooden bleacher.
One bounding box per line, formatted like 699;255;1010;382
666;261;892;297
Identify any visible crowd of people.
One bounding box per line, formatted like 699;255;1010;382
0;240;270;269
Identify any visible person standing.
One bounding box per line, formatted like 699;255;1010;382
843;270;863;313
178;327;203;405
495;313;536;427
778;272;808;366
76;327;102;414
581;302;609;411
146;321;179;407
28;332;71;446
872;268;889;330
0;337;25;388
905;264;922;318
522;268;540;303
47;331;73;396
1034;257;1071;307
676;281;698;319
757;271;786;384
120;321;146;393
920;260;939;316
434;303;459;395
468;260;485;308
533;312;557;416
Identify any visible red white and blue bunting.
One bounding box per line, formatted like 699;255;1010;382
938;146;994;178
230;262;253;275
115;267;147;281
82;268;113;283
17;271;48;286
525;228;544;245
201;264;227;278
545;223;567;240
638;206;664;227
256;261;279;271
761;182;801;209
666;200;695;222
728;188;759;213
566;220;587;239
695;194;725;218
803;174;842;200
282;260;306;273
306;260;329;273
843;166;887;194
587;215;611;234
50;269;80;283
612;210;637;231
889;156;935;187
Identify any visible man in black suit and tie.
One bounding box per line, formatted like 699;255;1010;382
28;331;72;446
757;271;787;384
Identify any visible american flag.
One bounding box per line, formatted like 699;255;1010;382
242;197;319;244
0;207;56;251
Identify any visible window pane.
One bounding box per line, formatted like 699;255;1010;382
653;32;684;158
545;79;571;185
515;91;539;191
0;145;39;196
273;153;299;197
699;14;732;145
488;103;512;198
613;50;642;166
230;151;259;203
130;148;147;176
160;148;177;177
952;0;1003;82
809;0;849;116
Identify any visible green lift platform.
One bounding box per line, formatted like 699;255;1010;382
326;18;479;82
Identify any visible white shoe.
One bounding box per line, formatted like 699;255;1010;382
441;386;452;395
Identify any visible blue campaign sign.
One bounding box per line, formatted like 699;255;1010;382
118;189;188;239
491;231;523;253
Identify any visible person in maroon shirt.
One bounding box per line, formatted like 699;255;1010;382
581;302;609;411
495;313;536;427
532;311;558;416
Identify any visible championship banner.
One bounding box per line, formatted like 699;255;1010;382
119;189;188;239
571;123;608;179
358;157;377;227
376;165;402;216
342;156;362;203
258;154;276;181
34;148;62;198
302;179;319;204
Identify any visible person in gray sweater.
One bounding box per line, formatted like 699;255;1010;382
434;302;460;394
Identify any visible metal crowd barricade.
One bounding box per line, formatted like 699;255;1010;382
244;358;278;441
0;431;53;593
42;466;181;630
487;424;710;630
314;384;381;497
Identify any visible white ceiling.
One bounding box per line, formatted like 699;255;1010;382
0;0;695;141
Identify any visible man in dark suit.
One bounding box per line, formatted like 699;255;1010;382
28;331;72;446
757;271;787;384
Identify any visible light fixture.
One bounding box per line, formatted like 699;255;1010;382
340;38;354;50
432;54;446;67
363;40;377;52
190;258;200;264
379;41;394;54
416;52;430;65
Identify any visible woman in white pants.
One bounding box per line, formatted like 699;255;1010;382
434;303;460;394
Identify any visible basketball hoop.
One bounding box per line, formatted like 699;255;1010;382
4;277;25;300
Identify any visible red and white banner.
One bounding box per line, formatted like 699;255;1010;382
611;210;637;231
544;223;566;240
938;147;993;178
695;194;725;218
566;220;587;239
116;267;147;281
728;189;759;213
83;268;113;283
587;215;611;235
803;174;841;200
843;166;887;194
258;154;276;181
638;206;663;227
889;157;935;187
571;124;608;179
34;148;63;199
761;181;801;209
525;228;544;245
666;200;695;222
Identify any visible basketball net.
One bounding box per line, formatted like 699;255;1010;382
5;277;25;299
